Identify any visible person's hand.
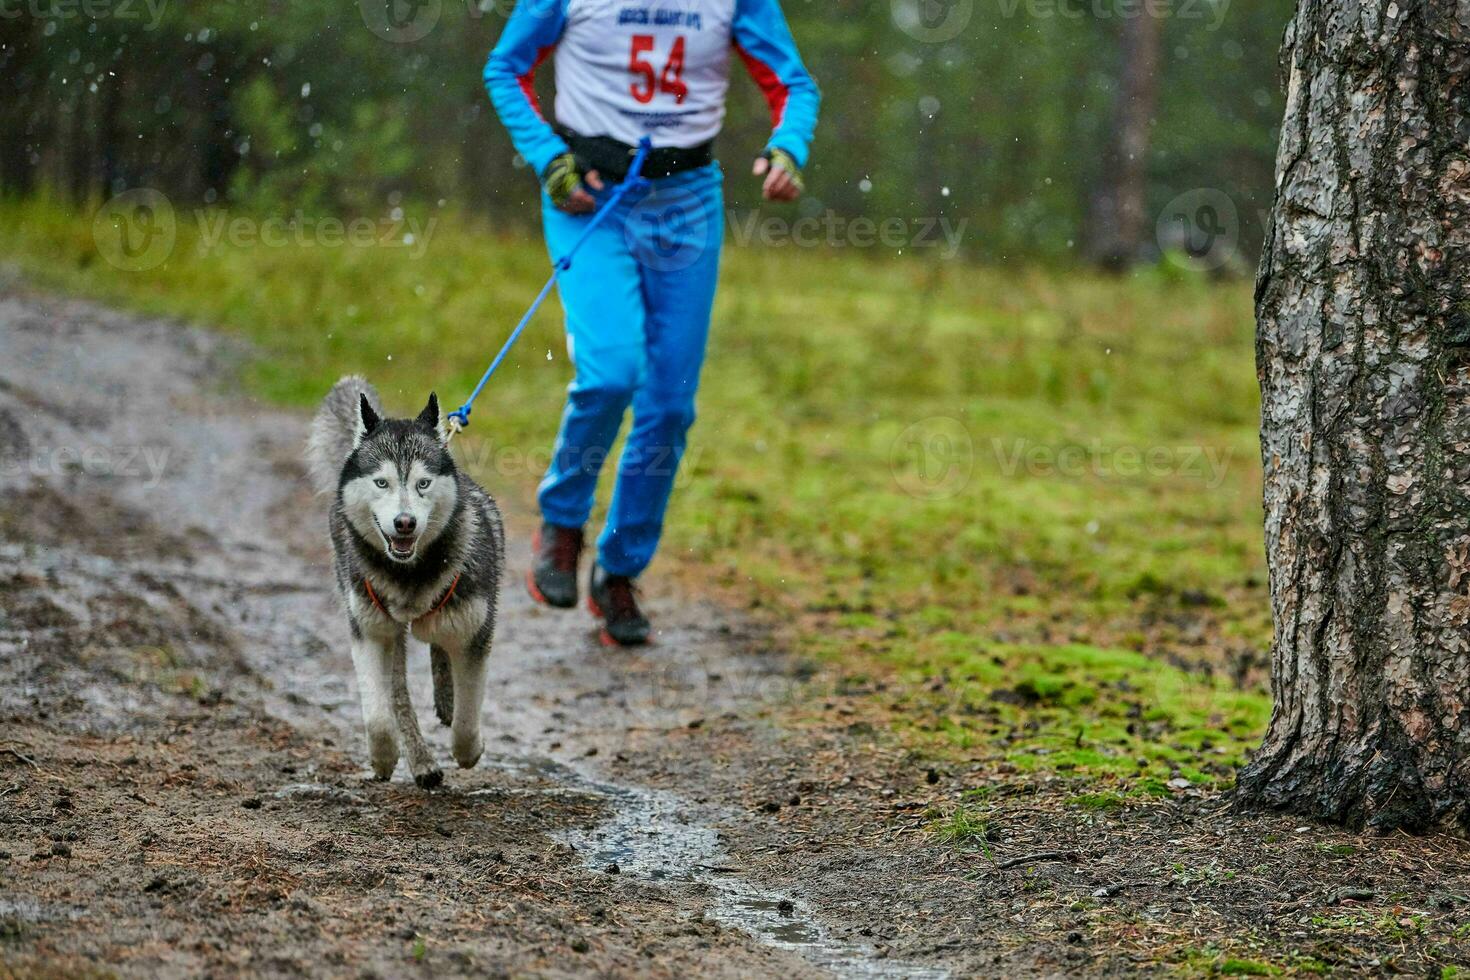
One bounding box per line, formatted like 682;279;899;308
543;153;604;214
752;147;804;202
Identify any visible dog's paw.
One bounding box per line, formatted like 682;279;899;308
451;734;483;770
414;767;444;790
367;725;399;781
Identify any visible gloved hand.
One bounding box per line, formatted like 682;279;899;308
542;152;603;214
752;147;804;202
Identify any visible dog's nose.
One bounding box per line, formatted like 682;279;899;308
393;513;417;535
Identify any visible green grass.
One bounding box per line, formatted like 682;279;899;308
931;805;995;850
1216;958;1282;976
0;194;1272;789
857;638;1272;783
1171;947;1288;978
1070;791;1130;811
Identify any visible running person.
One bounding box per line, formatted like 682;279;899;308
485;0;819;645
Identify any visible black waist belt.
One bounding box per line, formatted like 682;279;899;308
556;128;714;181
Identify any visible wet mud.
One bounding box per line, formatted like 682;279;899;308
0;290;994;977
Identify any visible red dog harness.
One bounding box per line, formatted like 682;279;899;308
362;573;461;625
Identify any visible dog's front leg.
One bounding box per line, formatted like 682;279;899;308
447;643;487;769
351;629;401;780
390;635;443;789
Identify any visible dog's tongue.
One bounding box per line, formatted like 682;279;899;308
391;536;415;554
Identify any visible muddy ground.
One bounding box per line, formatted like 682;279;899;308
2;287;1469;978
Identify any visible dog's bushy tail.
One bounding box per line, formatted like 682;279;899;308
306;375;380;496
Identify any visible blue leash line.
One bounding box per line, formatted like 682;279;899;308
446;136;654;434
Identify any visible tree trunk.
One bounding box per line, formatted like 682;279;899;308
0;22;36;196
98;70;123;198
1238;0;1470;833
1086;8;1161;269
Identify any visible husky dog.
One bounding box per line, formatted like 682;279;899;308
307;376;504;787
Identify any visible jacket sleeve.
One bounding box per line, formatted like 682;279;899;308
731;0;820;168
484;0;570;178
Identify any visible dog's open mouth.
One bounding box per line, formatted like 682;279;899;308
371;517;420;562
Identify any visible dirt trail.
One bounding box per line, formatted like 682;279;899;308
8;287;1470;978
0;290;1007;977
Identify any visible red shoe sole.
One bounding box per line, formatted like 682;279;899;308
526;568;550;606
587;596;615;646
587;596;643;647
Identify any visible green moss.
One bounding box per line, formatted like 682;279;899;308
1070;791;1128;811
881;640;1269;784
1218;958;1281;976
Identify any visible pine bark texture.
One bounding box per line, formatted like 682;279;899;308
1240;0;1470;831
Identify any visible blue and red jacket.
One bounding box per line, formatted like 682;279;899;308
485;0;820;177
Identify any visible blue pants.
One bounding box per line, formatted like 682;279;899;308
538;163;725;577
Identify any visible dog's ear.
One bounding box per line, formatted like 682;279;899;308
417;392;447;443
358;393;381;440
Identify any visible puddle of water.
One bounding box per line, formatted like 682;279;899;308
480;755;949;980
0;898;86;925
273;782;369;806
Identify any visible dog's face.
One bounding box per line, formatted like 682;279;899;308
340;393;459;564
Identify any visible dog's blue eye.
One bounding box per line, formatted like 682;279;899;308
374;478;389;489
417;478;432;492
